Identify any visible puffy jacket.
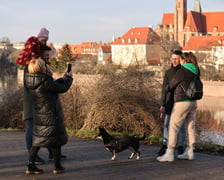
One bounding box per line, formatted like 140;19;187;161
23;68;33;121
168;63;199;102
25;73;73;147
160;65;181;114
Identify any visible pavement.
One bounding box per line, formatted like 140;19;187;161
0;130;223;180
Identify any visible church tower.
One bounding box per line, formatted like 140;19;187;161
194;0;202;13
174;0;187;47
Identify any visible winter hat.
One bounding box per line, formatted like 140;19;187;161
37;27;49;38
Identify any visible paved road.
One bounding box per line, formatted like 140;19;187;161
0;130;223;180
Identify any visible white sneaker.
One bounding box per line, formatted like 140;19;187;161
177;147;194;160
157;148;174;162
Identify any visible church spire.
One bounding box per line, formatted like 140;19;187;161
194;0;202;13
174;0;187;47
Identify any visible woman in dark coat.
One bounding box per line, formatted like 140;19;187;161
24;58;73;174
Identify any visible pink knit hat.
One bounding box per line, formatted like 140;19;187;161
37;27;49;38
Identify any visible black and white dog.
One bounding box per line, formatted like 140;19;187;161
96;127;146;161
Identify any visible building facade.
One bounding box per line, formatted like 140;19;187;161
156;0;224;47
111;27;161;66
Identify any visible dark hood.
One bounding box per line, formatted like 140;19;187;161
24;73;50;90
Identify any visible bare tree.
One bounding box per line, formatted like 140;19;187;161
0;36;10;43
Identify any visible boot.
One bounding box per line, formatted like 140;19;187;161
156;145;167;156
177;147;194;160
157;148;174;162
25;162;43;175
177;146;185;155
53;165;65;174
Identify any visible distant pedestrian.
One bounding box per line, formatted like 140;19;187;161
25;58;73;174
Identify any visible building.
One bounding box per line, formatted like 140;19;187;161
183;35;224;69
111;26;161;66
66;42;112;65
12;42;24;50
97;45;111;64
156;0;224;47
0;42;13;51
69;42;101;55
212;44;224;72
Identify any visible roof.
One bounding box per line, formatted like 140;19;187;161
183;35;224;51
161;11;224;33
100;46;111;53
68;42;105;54
203;12;224;32
112;27;160;45
103;54;111;62
162;13;174;25
64;43;112;63
73;53;97;61
184;11;205;32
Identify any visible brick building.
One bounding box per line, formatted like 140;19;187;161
156;0;224;47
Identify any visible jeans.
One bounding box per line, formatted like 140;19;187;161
163;114;186;147
25;118;33;151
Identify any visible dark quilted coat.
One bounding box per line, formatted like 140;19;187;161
24;73;73;147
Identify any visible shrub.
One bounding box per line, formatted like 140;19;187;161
0;86;24;129
73;66;162;136
1;65;163;138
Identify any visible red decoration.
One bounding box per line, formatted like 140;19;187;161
15;36;41;67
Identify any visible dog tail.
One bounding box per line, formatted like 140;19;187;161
138;132;146;141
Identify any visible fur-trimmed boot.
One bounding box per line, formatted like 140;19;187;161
157;148;174;162
177;147;194;160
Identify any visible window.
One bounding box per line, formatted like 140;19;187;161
213;26;218;32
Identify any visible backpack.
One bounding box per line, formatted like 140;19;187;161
181;75;203;100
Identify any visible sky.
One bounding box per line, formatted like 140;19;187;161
1;0;224;44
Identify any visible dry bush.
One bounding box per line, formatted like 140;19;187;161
78;66;162;136
0;66;163;137
60;74;102;132
0;87;24;129
60;84;88;131
72;63;119;75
